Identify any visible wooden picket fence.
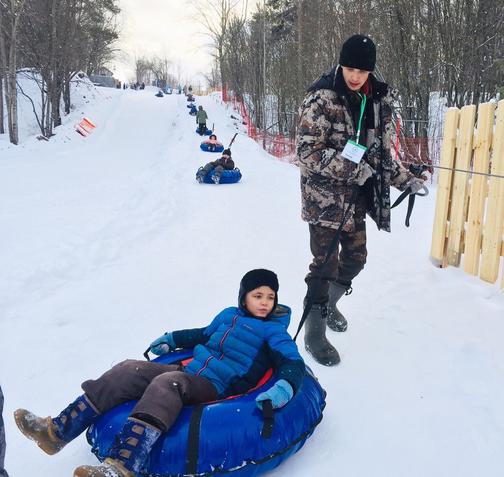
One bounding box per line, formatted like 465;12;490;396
430;100;504;289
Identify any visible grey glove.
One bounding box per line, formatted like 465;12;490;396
353;162;375;186
407;177;426;194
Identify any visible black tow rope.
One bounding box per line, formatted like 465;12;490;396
390;185;429;227
293;186;360;341
391;162;430;227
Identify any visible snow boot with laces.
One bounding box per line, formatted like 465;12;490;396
73;418;161;477
14;394;98;455
196;167;206;183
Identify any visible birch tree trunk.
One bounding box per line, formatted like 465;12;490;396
0;60;4;135
0;0;25;145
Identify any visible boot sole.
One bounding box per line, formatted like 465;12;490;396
305;345;341;366
14;410;65;455
74;458;135;477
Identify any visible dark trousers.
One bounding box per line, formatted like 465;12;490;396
0;386;8;477
201;163;223;178
82;360;217;432
306;197;367;304
197;123;207;135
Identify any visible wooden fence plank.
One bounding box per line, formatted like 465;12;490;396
463;102;495;275
430;108;460;264
480;100;504;284
446;105;477;266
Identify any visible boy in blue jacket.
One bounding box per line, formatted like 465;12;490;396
14;269;305;477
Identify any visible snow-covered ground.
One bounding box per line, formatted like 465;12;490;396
1;85;503;477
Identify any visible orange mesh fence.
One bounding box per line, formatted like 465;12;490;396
222;88;297;164
222;89;438;169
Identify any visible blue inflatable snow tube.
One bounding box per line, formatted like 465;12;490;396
197;168;242;184
186;103;195;108
86;349;325;477
200;143;224;153
195;128;213;136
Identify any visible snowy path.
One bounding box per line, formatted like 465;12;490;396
1;87;504;477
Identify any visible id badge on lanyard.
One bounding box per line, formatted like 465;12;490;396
341;93;367;164
341;140;367;164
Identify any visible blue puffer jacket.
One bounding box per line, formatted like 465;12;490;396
172;305;305;398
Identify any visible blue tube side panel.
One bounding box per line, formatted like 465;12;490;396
200;144;225;153
202;169;242;184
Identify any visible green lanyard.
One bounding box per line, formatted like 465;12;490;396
355;93;367;143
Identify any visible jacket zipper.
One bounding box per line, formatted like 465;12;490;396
196;314;238;375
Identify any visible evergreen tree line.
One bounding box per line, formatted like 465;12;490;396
0;0;120;144
213;0;504;139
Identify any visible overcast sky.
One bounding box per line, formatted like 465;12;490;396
112;0;252;87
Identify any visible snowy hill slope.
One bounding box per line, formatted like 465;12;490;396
1;88;503;477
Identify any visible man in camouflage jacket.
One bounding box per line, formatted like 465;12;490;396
297;34;424;366
0;386;8;477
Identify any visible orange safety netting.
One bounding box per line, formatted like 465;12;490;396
222;89;437;169
222;87;297;164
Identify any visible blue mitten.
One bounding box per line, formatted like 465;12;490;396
150;332;176;355
255;379;293;410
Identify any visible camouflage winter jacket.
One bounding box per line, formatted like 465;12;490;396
297;66;414;232
207;157;235;170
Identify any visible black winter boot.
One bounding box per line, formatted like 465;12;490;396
304;304;340;366
327;282;349;332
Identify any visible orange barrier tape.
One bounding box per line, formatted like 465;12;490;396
75;117;96;137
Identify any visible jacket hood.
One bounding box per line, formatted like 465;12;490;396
307;65;388;101
236;304;291;328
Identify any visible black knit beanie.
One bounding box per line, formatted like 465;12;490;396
339;34;376;72
238;269;279;313
223;148;231;156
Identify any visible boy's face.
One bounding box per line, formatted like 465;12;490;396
244;286;276;318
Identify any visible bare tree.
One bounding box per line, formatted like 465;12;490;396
134;56;151;84
16;0;119;137
192;0;245;91
0;0;26;144
150;56;173;88
220;0;504;148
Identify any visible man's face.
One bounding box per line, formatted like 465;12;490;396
342;66;370;91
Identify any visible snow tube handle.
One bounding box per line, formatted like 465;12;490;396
143;347;151;361
261;400;274;439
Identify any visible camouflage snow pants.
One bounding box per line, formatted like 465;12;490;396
305;195;367;304
82;360;217;432
0;386;8;477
